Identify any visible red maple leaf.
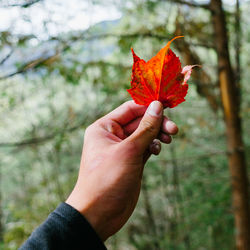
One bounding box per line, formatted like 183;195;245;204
127;36;197;108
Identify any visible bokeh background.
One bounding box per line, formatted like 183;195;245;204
0;0;250;249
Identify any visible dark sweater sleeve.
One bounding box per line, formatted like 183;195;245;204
20;202;107;250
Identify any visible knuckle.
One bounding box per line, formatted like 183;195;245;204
85;123;95;136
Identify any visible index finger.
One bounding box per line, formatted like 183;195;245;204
104;100;147;125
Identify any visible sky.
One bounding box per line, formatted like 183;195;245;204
0;0;246;40
0;0;122;39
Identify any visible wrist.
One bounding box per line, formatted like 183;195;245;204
66;190;107;241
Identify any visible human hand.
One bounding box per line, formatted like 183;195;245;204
66;101;178;241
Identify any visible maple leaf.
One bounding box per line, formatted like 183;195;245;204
127;36;197;108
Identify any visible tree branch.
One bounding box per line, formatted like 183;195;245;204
0;57;129;81
0;123;82;148
0;31;214;80
1;0;42;8
68;32;214;49
0;49;14;65
0;50;62;80
163;0;210;10
0;106;106;148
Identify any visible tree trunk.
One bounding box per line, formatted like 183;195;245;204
234;0;242;107
235;0;241;88
210;0;250;249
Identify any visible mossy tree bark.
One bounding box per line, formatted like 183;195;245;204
210;0;250;249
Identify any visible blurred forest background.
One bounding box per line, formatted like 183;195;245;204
0;0;250;249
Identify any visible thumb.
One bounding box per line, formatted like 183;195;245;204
127;101;163;154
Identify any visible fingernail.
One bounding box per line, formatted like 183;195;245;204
147;101;163;117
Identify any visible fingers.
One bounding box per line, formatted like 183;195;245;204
159;133;172;144
123;115;178;144
124;101;163;155
106;101;178;150
123;117;142;135
104;101;147;126
124;116;178;136
143;139;161;165
149;139;161;155
105;100;178;136
162;117;178;135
